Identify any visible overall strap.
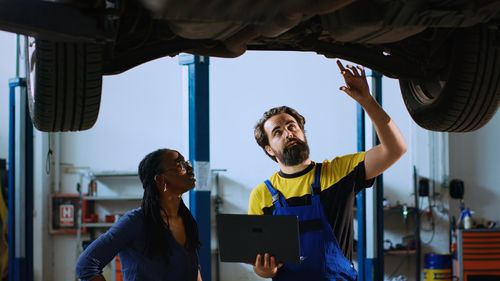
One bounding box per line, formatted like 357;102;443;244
311;162;322;196
264;180;287;208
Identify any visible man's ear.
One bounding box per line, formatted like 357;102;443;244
265;145;275;157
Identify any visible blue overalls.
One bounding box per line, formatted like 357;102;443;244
264;163;357;281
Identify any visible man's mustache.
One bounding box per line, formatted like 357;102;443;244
286;138;304;146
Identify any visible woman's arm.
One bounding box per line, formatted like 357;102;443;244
76;211;141;281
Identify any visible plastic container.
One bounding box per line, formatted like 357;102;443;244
424;253;452;281
463;209;472;229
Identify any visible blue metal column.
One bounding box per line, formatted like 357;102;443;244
358;70;385;280
366;70;384;281
8;77;34;281
179;54;211;281
356;96;367;281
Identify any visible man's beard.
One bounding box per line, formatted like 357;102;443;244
276;138;310;166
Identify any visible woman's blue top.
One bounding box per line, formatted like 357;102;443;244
76;208;199;281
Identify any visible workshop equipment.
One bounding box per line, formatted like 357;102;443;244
424;253;452;281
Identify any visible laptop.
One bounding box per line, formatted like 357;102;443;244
216;214;301;264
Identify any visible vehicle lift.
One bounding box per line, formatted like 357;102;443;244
357;70;385;281
179;54;212;281
8;41;34;281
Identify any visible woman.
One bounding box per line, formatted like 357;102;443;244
76;148;202;281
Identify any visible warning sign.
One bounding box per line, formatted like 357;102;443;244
50;194;83;234
59;204;74;227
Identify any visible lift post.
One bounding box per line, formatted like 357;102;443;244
8;77;34;281
370;70;384;281
356;92;367;281
179;54;211;281
357;70;384;281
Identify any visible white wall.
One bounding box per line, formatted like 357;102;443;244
60;56;185;170
449;113;500;224
54;56;185;281
0;31;16;159
211;53;361;280
210;52;360;213
379;78;414;207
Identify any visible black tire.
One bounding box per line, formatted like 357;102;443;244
28;39;103;132
399;26;500;132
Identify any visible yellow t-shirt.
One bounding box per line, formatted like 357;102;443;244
247;152;373;259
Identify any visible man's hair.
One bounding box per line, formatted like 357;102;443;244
254;106;306;162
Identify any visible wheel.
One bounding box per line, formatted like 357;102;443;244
399;26;500;132
27;38;103;132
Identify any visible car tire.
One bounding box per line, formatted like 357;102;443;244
28;38;103;132
399;26;500;132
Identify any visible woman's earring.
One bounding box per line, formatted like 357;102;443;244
163;184;167;192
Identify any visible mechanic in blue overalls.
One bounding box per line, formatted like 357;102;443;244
248;60;407;280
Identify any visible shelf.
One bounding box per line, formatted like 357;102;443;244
353;249;416;256
84;196;141;201
384;205;416;213
82;222;114;228
385;249;416;255
91;171;138;178
353;205;416;213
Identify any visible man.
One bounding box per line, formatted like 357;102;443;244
248;60;407;280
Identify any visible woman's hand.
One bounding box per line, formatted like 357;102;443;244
253;253;283;278
89;275;106;281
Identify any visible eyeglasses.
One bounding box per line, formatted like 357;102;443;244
164;159;192;175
